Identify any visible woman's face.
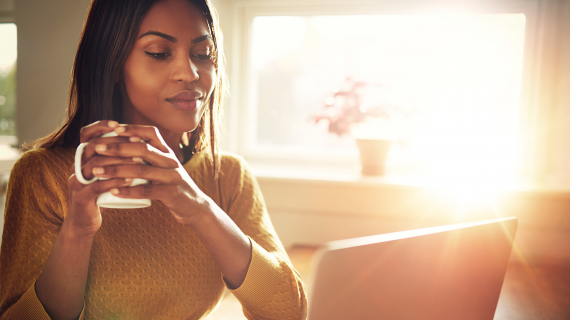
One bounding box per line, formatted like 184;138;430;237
120;0;216;134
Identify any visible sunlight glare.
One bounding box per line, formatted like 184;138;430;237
251;17;307;70
249;13;527;193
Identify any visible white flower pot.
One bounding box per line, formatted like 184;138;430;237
355;138;391;176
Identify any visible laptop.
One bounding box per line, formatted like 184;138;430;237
307;217;518;320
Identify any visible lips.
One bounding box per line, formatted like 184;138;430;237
166;91;202;111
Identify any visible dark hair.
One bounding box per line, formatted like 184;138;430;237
27;0;226;177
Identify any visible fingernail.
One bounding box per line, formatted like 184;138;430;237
108;121;119;128
95;144;107;152
130;136;141;142
114;126;126;133
93;167;104;175
132;157;143;163
110;188;119;195
125;178;133;183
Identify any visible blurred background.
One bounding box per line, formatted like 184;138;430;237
0;0;569;318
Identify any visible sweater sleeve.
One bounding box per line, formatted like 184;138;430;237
0;149;83;319
217;154;307;320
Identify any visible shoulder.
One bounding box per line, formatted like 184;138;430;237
184;152;258;209
218;152;258;189
10;147;74;189
185;151;251;182
6;147;73;221
14;148;74;167
217;153;263;210
219;152;249;175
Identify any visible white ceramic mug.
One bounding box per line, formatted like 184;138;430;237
74;131;151;209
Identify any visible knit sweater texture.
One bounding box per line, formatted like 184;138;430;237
0;147;307;319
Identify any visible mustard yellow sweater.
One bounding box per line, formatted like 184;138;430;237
0;148;307;320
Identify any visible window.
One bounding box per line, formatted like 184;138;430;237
227;1;537;186
0;23;16;138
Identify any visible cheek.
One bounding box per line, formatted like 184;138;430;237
123;60;164;106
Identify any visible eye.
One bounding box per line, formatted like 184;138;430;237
192;53;213;61
191;46;215;63
145;51;171;60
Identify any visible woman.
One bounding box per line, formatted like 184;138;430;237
0;0;307;319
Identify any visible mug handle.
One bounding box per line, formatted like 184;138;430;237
75;142;98;185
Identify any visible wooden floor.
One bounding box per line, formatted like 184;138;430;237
205;246;570;320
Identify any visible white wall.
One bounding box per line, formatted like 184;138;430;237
15;0;90;145
256;174;570;265
547;1;570;186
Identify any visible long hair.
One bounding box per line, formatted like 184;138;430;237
27;0;226;178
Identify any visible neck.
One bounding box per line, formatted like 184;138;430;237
158;129;185;163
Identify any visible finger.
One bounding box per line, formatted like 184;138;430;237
68;173;88;191
80;120;120;143
93;164;181;184
93;142;179;169
81;136;136;164
111;183;179;200
68;174;99;207
90;135;134;145
85;177;134;197
68;174;133;202
81;155;145;180
112;125;171;153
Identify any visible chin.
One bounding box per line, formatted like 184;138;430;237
151;106;208;135
164;120;202;134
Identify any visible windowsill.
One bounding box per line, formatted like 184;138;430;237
250;163;570;198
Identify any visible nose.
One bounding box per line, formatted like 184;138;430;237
171;56;199;83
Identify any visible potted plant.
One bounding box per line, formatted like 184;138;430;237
314;77;408;176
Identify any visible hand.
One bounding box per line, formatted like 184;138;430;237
66;121;137;237
88;124;253;288
88;124;212;225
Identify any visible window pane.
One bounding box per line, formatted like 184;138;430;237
248;14;526;178
0;23;17;136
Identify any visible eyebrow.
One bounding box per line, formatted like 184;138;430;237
191;34;212;44
139;31;177;42
138;31;212;44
